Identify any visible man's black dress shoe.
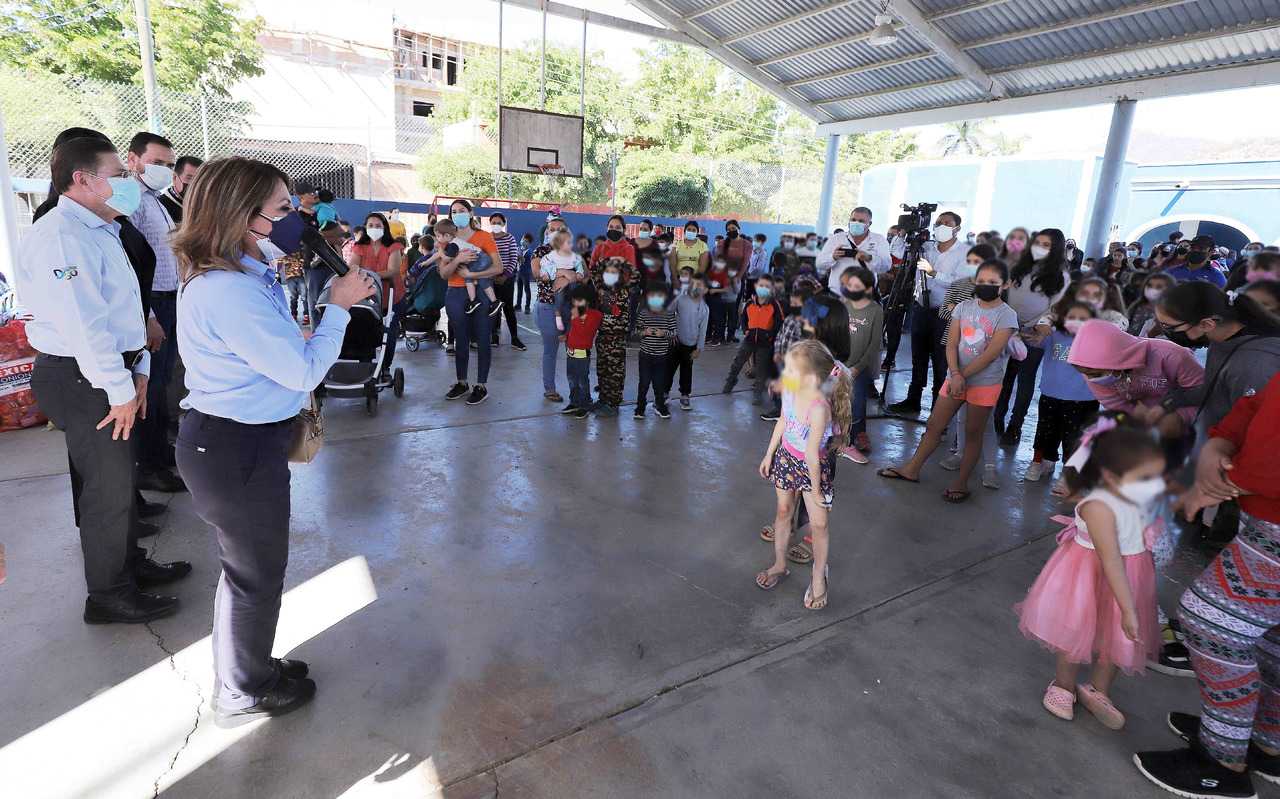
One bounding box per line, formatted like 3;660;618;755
214;677;317;728
210;659;310;711
136;469;188;493
136;496;166;518
136;521;161;538
84;592;180;624
130;559;192;589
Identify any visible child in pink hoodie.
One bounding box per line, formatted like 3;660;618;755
1066;319;1204;428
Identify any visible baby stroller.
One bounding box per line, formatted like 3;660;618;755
314;269;404;417
401;259;448;351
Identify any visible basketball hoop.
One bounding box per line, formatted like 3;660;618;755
535;163;565;177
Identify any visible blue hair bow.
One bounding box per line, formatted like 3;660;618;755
802;298;829;328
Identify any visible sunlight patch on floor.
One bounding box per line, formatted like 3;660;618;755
0;557;377;799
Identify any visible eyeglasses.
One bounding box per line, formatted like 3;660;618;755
1157;319;1193;336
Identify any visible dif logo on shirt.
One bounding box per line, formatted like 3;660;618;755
53;268;78;280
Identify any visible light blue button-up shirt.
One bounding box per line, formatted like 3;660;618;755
14;195;149;405
129;186;179;292
178;253;351;424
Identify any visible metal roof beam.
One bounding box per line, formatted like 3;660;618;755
959;0;1201;51
814;57;1280;135
815;76;967;106
485;0;695;47
721;0;855;45
926;0;1014;22
753;27;907;68
684;0;738;20
887;0;1006;98
781;52;935;87
988;19;1280;77
625;0;834;121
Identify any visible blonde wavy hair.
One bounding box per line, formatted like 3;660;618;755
787;339;853;453
172;156;291;284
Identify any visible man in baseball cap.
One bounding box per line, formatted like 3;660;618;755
1164;233;1227;287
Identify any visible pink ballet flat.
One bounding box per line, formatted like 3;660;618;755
1043;682;1075;721
1077;684;1125;730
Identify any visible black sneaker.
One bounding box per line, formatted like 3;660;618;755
722;377;738;394
445;382;469;401
887;399;921;415
466;299;481;314
655;405;671;419
760;409;781;421
1250;744;1280;785
466;385;489;405
1169;711;1201;742
634;408;645;419
573;407;590;420
999;429;1021;448
512;339;527;351
1151;642;1196;677
488;301;502;317
680;395;691;411
560;403;578;414
1134;741;1256;799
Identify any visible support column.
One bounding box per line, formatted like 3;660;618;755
0;102;21;281
816;133;840;237
1084;99;1136;260
134;0;162;134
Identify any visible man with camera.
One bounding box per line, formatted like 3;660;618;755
888;210;969;415
819;206;893;293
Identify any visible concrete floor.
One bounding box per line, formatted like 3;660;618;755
0;327;1226;798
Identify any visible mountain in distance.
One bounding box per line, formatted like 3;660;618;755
1069;131;1280;163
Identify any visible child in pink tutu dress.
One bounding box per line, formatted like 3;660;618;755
1015;416;1166;730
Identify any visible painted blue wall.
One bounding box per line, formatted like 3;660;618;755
331;199;812;246
859;156;1278;255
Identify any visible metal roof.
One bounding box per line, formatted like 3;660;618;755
613;0;1280;134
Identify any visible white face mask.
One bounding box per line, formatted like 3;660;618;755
934;224;956;242
390;211;400;221
249;229;286;263
1119;476;1165;507
492;224;506;234
366;227;384;239
1030;245;1050;261
138;163;173;192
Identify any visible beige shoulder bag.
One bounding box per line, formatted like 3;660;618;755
287;393;324;463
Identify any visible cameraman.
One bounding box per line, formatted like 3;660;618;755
888;210;969;415
819;206;892;291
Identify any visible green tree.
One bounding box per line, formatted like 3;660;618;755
433;39;626;206
614;148;707;218
935;119;1026;157
0;0;265;98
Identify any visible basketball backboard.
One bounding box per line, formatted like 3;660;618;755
498;106;584;178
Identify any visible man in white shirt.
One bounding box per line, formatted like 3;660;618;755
819;206;893;292
17;136;189;624
126;131;188;494
888;210;970;414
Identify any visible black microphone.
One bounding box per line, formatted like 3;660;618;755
300;226;349;277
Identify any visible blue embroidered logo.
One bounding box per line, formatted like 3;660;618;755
53;268;78;280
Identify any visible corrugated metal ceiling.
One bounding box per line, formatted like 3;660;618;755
655;0;1280;125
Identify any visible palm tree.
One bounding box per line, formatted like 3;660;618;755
938;120;993;156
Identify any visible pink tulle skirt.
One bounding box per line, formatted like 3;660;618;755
1014;536;1161;676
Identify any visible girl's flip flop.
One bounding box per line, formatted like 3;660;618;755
755;567;790;590
877;468;919;483
943;490;971;504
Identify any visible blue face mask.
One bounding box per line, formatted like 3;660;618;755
1087;373;1122;387
684;230;697;241
85;173;142;216
756;286;772;299
848;221;867;236
647;295;664;310
638;230;651;240
452;211;471;228
1242;249;1261;259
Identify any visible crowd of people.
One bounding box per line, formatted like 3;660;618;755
9;127;1280;797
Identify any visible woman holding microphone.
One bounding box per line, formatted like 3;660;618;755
171;157;375;728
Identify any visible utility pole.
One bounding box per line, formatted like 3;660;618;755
134;0;162;134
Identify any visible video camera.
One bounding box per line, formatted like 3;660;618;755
896;201;938;238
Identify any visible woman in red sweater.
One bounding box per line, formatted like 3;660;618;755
1136;368;1280;797
589;215;637;269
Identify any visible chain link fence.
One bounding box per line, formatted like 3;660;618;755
4;67;859;234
